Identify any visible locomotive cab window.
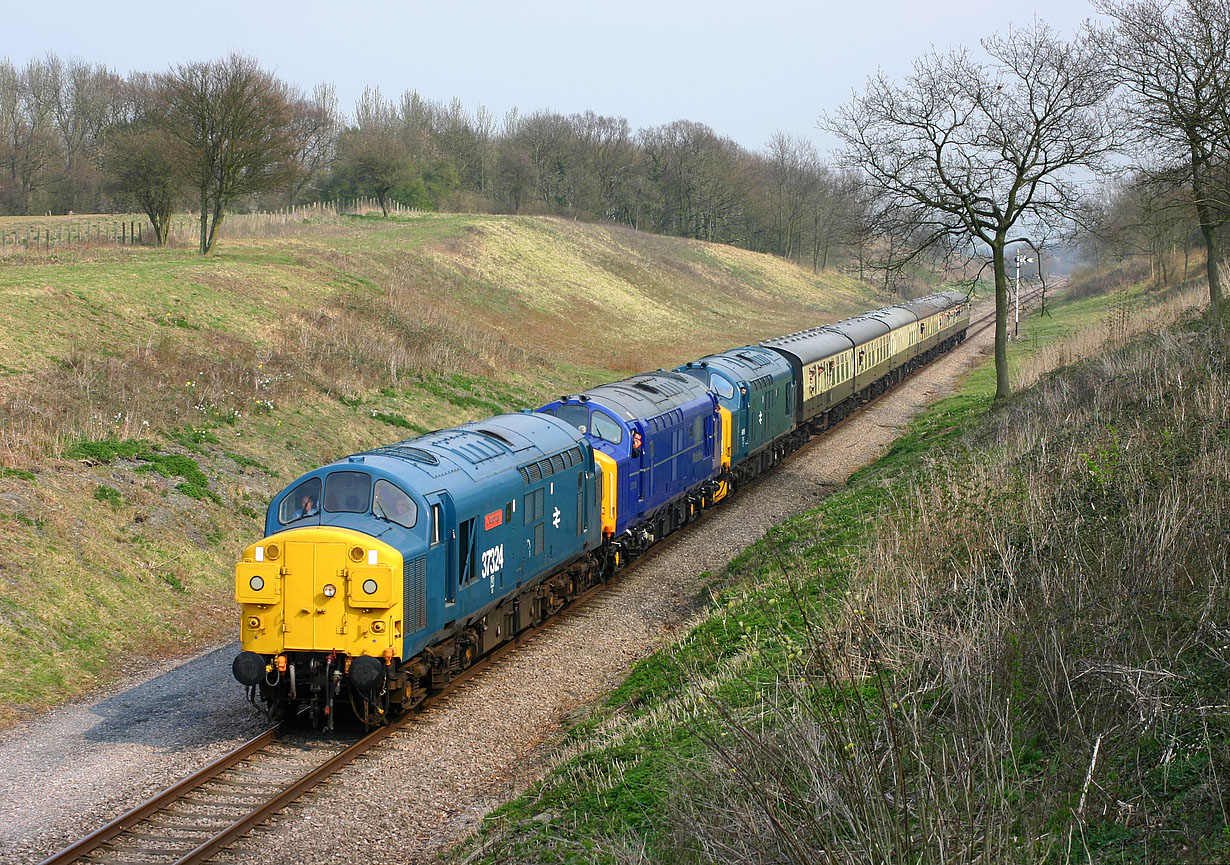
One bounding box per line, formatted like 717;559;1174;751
556;404;590;433
372;479;417;528
323;471;371;513
710;374;736;401
591;411;623;445
279;477;322;524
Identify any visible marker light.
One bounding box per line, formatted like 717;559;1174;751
254;547;265;562
367;549;378;565
323;584;337;598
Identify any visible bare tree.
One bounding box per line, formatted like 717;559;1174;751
155;54;301;254
641;120;749;242
0;57;58;213
287;82;340;201
50;57;125;212
828;22;1116;400
765;133;819;260
495;138;538;213
1091;174;1196;287
807;167;863;272
1093;0;1230;313
104;129;182;245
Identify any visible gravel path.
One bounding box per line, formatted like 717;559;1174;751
4;314;994;865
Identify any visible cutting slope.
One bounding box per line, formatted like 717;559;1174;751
0;212;884;723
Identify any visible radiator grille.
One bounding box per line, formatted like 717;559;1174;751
404;556;427;631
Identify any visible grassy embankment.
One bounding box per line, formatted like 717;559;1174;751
0;212;879;725
458;269;1227;863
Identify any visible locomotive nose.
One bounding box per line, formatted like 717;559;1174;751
232;651;266;686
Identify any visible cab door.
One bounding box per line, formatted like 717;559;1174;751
627;421;648;513
423;491;456;623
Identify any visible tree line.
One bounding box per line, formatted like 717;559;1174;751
0;53;867;265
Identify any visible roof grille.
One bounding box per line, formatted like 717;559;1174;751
374;446;439;465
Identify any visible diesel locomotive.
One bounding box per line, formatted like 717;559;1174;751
231;291;969;728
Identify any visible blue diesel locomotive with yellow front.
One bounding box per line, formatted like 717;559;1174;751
232;291;969;726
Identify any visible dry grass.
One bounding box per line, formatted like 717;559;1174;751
0;202;401;255
1012;285;1208;391
0;332;299;466
279;251;532;400
669;311;1230;863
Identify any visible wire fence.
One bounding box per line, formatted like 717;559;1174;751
0;198;418;256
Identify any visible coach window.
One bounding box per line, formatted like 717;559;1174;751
591;411;624;445
556;404;590;433
373;479;417;529
279;477;322;525
323;471;371;513
710;373;736;402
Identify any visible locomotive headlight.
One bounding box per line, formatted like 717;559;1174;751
363;579;378;595
323;583;337;598
249;575;265;592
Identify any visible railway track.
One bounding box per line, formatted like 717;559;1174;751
37;578;610;865
40;290;1035;865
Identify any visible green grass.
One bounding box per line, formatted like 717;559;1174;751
370;411;429;434
65;438;212;490
164;426;220;452
93;485;123;507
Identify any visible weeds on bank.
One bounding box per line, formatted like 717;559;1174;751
64;437;221;504
671;315;1229;864
466;310;1228;865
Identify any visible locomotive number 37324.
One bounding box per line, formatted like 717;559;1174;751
481;544;504;589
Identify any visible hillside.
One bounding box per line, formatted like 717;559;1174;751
0;212;883;724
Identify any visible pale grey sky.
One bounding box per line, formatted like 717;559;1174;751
3;0;1103;154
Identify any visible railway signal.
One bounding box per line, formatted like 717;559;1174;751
1014;249;1033;339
